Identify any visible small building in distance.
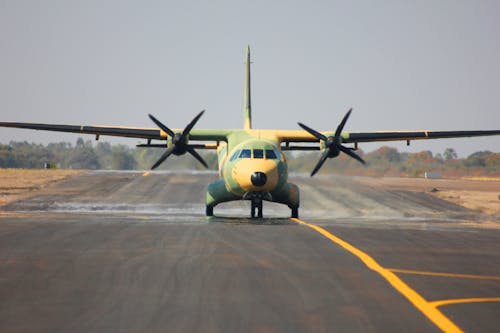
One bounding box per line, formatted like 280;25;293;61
424;172;442;179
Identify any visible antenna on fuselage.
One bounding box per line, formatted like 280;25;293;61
243;45;252;130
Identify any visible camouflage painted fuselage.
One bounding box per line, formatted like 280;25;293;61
206;130;299;212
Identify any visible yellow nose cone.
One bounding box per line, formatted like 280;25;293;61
232;159;278;192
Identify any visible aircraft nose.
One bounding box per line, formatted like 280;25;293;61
250;172;267;187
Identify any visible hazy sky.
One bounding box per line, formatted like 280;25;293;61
1;0;499;157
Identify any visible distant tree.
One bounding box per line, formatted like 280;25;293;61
111;146;137;170
408;150;433;163
485;153;500;173
443;148;457;160
373;146;401;163
464;151;492;168
0;144;14;167
95;142;113;168
68;139;100;169
76;138;85;148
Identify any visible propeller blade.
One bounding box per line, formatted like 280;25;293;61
151;146;175;170
334;108;352;140
339;145;366;165
186;146;208;168
182;110;205;138
311;150;329;177
297;122;328;141
148;114;175;137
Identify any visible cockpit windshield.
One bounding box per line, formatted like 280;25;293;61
253;149;264;159
239;149;251;158
234;148;280;160
265;149;277;159
230;149;240;161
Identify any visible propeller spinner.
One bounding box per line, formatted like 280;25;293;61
148;110;208;170
298;108;365;176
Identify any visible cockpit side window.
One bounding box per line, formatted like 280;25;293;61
230;149;240;162
265;149;277;159
253;149;264;159
239;149;251;158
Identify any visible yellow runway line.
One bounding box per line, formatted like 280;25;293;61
291;218;463;333
142;171;150;177
430;297;500;308
389;268;500;281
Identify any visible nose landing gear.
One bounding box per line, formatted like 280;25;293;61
250;198;263;218
244;192;271;219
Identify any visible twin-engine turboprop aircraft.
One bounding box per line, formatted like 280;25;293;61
1;47;499;218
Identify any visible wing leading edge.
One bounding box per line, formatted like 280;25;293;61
0;121;231;143
0;122;162;140
343;130;500;143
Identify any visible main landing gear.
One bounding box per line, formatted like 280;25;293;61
206;198;299;219
250;199;299;219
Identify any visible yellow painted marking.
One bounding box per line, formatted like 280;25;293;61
232;159;278;192
389;268;500;281
290;218;463;333
142;171;150;177
430;297;500;308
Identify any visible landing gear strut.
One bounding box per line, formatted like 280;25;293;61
251;199;263;218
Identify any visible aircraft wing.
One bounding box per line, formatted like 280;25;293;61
277;129;500;150
0;121;230;144
277;127;500;176
1;122;499;145
343;130;500;143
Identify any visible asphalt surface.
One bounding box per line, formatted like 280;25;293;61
1;171;499;332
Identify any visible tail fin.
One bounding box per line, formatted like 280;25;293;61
243;45;252;129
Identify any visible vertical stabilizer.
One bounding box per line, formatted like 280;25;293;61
243;46;252;129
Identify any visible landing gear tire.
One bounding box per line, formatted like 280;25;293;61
206;206;214;216
291;207;299;218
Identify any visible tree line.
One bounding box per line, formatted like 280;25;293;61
287;146;499;177
0;138;498;177
0;138;213;171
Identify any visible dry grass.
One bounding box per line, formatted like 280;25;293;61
431;190;500;216
0;169;86;206
356;176;500;217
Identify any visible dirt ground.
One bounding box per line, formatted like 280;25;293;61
0;169;86;206
355;176;500;216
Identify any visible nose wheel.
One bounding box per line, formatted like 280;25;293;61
251;199;263;218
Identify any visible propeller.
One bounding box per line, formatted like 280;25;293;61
298;108;365;176
148;110;208;170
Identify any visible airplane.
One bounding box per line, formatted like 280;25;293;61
1;46;499;218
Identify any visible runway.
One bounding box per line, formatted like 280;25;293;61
1;171;499;332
